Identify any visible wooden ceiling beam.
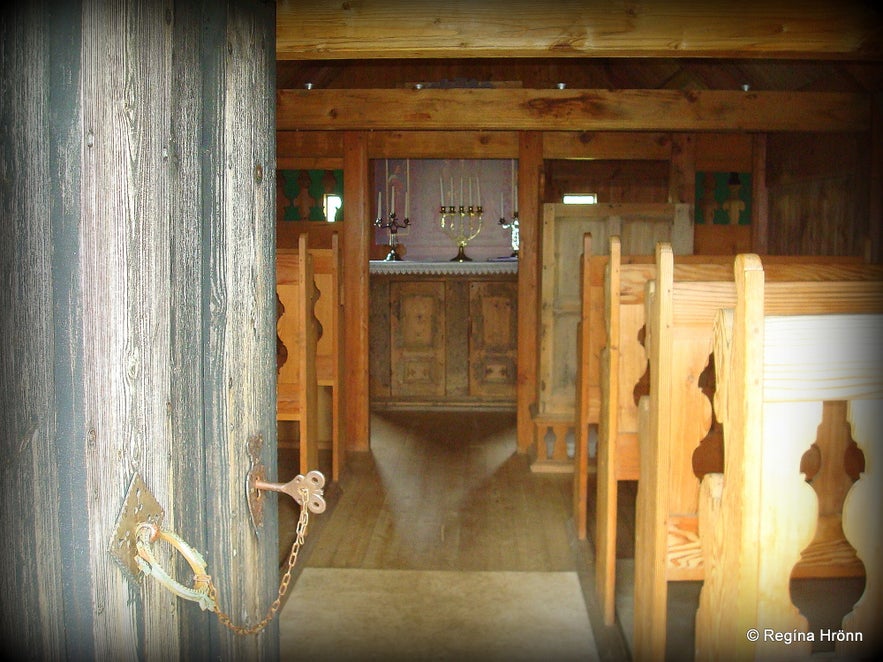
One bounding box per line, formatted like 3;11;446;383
276;1;883;61
277;88;870;132
276;130;677;160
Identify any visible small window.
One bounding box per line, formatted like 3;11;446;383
563;193;597;205
324;194;342;222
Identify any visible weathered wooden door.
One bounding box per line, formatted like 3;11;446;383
1;1;279;659
390;280;447;398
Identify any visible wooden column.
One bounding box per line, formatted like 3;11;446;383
751;133;770;254
668;133;696;204
343;131;371;451
516;132;543;453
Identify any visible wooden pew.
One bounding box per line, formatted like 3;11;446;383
582;237;869;626
311;233;344;482
276;233;319;475
277;232;344;479
631;244;883;660
573;234;654;539
694;254;883;660
536;203;692;471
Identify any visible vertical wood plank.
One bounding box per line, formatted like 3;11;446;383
167;0;211;655
668;133;695;204
596;235;620;624
344;131;370;451
869;94;882;263
573;232;595;539
517;132;543;453
752;133;769;254
201;2;277;657
79;0;177;655
0;3;67;657
633;244;673;660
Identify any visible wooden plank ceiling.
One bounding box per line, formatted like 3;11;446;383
276;0;883;93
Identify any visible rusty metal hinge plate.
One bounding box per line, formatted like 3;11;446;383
109;473;165;584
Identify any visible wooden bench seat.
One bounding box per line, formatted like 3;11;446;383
276;233;319;475
693;253;883;660
631;243;883;660
588;238;871;625
276;232;344;479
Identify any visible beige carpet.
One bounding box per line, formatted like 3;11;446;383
279;568;598;661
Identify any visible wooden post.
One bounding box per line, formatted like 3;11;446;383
343;131;371;452
516;132;543;453
669;133;696;205
751;133;770;254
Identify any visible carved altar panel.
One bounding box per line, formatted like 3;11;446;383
470;280;518;399
390;280;446;397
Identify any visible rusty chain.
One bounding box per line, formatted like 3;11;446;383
208;486;312;636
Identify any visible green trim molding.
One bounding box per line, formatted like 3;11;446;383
278;169;344;222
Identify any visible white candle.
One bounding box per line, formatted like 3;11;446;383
391;187;396;215
405;190;410;218
468;178;472;205
500;191;504;215
511;159;516;211
440;176;445;207
378;190;382;215
476;175;481;205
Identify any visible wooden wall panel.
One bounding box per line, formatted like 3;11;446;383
767;133;870;256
